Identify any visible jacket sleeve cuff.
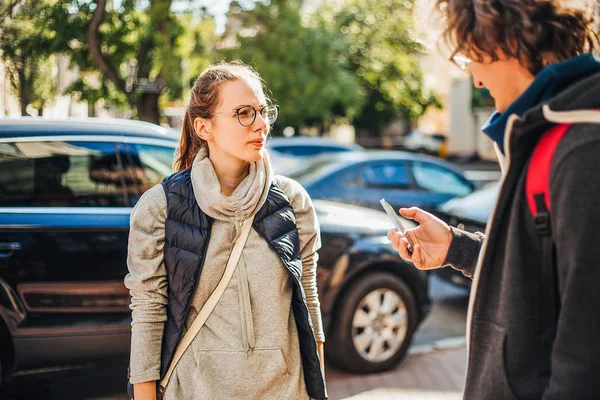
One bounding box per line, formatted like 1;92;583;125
442;227;485;278
129;371;160;385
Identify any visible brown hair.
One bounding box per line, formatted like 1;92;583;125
174;61;266;172
436;0;599;74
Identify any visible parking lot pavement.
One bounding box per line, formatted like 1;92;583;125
327;345;466;400
325;275;469;400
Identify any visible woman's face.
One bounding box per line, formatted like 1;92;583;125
465;52;535;113
200;78;270;165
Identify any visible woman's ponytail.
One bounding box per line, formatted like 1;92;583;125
174;111;204;172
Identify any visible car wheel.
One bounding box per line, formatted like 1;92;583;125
327;272;418;373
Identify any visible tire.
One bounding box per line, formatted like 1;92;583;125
326;272;419;373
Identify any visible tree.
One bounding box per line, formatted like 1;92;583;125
49;0;184;124
321;0;441;134
220;0;365;133
0;1;57;116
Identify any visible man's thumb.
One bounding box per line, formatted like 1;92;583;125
399;207;429;223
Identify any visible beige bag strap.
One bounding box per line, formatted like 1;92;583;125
159;215;255;395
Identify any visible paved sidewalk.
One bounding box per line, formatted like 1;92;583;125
326;345;467;400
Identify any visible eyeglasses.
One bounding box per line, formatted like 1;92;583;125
202;104;280;127
453;54;472;73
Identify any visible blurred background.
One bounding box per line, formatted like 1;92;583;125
0;0;499;161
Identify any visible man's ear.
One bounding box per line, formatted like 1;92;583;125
193;117;212;141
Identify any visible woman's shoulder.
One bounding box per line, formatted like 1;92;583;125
273;175;314;211
131;183;167;221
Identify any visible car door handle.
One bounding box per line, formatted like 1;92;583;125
0;242;21;259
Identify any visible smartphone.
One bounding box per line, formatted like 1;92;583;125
380;199;414;252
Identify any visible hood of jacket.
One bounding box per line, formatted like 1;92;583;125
483;54;600;154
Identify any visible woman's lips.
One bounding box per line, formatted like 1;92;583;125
248;140;264;147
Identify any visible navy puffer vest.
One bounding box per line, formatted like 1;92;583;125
144;168;325;399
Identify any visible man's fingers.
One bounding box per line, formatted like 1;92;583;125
389;231;403;252
411;244;426;269
399;207;432;224
387;229;396;241
405;229;418;247
397;237;413;262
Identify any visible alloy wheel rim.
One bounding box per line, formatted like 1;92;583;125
351;288;408;362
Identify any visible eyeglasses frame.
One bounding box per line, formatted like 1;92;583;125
202;104;280;127
452;54;472;72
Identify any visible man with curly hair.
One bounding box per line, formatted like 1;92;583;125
388;0;600;398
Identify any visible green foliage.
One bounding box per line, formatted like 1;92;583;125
321;0;441;133
0;1;58;114
29;56;58;113
176;12;218;97
41;0;185;122
3;0;439;132
220;0;365;133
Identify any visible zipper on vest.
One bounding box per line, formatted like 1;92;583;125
233;220;255;358
237;255;256;357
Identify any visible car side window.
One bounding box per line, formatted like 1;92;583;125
0;141;128;207
357;162;411;189
271;145;348;157
118;143;175;205
412;162;472;197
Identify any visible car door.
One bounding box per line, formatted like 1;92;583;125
409;161;474;209
0;138;133;367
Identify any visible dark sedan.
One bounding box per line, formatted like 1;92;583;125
0;118;429;387
434;181;499;288
284;151;476;214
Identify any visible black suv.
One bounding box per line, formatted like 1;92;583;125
0;118;178;384
0;118;429;387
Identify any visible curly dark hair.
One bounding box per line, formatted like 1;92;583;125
436;0;599;74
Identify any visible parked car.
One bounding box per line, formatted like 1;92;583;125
433;181;499;288
0;118;429;385
283;150;476;214
266;136;365;173
400;130;448;158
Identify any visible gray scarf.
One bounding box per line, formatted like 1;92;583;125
190;147;273;222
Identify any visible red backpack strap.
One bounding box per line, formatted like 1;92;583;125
525;122;572;361
526;123;572;216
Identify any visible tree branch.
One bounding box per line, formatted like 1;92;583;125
86;0;128;95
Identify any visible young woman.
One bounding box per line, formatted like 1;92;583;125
125;62;326;400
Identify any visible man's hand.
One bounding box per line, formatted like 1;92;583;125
387;207;453;270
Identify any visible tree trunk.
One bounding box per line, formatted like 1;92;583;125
18;69;30;116
88;101;96;117
136;92;160;125
87;0;128;95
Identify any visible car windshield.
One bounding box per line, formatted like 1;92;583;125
284;156;344;186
